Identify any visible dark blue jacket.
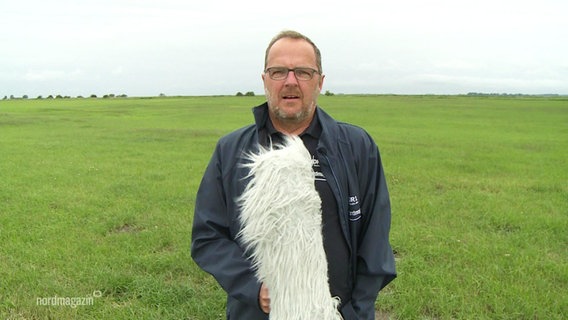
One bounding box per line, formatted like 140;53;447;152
191;103;396;319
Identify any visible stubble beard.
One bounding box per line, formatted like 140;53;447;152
265;88;316;125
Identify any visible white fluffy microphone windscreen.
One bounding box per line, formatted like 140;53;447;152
237;136;342;320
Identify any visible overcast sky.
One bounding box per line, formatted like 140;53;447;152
1;0;567;97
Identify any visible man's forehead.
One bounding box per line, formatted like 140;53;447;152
267;38;316;64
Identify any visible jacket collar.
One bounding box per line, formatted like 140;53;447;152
252;102;270;130
252;102;340;153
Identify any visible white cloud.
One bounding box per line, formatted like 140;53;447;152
1;0;567;97
23;69;83;82
111;66;124;76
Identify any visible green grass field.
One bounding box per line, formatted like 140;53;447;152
1;95;566;319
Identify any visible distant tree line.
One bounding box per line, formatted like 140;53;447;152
2;94;129;100
466;92;561;97
5;92;561;100
236;91;255;96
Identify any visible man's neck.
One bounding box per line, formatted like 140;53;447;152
270;116;312;136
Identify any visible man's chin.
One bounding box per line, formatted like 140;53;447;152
277;112;303;122
269;100;315;123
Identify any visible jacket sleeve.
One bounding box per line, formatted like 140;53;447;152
190;142;262;310
351;135;396;319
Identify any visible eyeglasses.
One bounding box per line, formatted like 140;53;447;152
265;67;320;81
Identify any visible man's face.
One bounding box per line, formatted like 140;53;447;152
262;38;324;127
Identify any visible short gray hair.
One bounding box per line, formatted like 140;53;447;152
264;30;322;73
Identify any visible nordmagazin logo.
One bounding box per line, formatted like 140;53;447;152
36;290;102;308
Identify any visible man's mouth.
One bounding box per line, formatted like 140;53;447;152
282;95;300;100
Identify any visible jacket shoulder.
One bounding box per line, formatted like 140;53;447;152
217;124;256;147
336;121;377;149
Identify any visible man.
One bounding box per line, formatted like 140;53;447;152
191;30;396;319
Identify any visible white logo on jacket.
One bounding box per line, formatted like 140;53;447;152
348;195;362;221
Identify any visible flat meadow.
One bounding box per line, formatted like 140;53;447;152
0;95;566;319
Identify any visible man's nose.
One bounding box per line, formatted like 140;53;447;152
284;70;299;85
